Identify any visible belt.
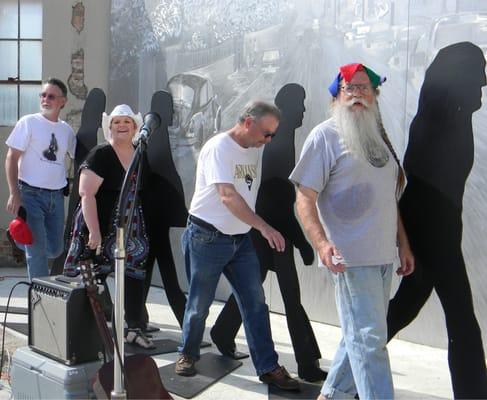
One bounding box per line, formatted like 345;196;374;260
189;215;219;232
188;215;246;239
19;180;62;192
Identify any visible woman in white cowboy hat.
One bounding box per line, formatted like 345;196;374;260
64;104;154;349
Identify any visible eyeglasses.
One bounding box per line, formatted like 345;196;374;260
39;92;64;101
340;83;372;95
252;119;276;140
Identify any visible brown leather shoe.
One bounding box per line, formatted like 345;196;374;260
259;366;300;391
175;354;196;376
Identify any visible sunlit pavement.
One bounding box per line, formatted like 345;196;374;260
0;266;453;399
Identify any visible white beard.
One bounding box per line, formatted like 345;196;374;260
332;98;389;166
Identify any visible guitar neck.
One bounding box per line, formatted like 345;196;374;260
86;287;115;361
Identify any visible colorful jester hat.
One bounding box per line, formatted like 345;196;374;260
328;63;386;97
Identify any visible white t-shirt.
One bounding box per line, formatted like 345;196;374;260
289;118;398;268
6;113;76;190
189;131;262;235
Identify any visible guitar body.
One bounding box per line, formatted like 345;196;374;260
79;261;172;400
93;354;172;399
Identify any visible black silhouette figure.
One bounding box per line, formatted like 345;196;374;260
141;90;188;330
43;133;58;161
51;88;106;276
210;84;325;381
387;42;487;398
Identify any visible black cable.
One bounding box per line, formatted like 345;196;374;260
0;281;31;379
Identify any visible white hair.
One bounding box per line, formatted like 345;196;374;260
332;98;389;166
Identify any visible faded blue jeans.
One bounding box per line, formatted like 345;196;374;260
322;264;394;400
19;181;65;281
178;219;279;376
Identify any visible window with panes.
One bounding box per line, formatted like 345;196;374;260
0;0;42;126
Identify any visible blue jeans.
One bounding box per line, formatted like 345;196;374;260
179;220;279;376
322;264;394;400
19;182;65;281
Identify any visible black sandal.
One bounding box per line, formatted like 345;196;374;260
125;328;155;349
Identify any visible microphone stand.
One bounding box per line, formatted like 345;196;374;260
111;136;147;400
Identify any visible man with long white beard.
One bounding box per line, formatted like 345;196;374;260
290;63;415;399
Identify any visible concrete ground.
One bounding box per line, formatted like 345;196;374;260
0;266;454;399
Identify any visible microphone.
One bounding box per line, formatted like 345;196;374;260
138;112;161;143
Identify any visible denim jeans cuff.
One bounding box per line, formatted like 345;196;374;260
177;346;200;361
321;384;356;399
256;363;279;377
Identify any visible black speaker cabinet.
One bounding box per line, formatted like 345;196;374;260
29;275;103;365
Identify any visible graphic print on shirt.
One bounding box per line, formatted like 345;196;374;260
42;133;59;161
234;164;256;191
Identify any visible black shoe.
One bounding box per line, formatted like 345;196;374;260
216;346;249;360
213;339;249;359
142;323;160;334
210;329;249;360
175;354;196;376
298;362;327;382
259;366;300;391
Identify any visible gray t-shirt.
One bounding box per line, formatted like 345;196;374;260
289;118;398;267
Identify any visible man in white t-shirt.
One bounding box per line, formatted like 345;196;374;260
290;64;415;400
5;77;76;280
175;101;299;391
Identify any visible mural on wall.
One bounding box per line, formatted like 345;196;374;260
68;49;88;100
109;0;487;352
71;2;85;33
66;1;88;133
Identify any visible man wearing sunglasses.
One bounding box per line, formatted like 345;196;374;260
5;77;76;280
175;100;299;391
290;64;414;399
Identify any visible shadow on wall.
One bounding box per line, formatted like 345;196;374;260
387;41;487;399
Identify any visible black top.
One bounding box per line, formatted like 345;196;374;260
80;143;143;238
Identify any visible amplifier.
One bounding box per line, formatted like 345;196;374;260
29;275;103;365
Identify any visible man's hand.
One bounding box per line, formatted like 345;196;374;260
216;182;285;252
396;242;415;276
259;223;285;252
396;212;415;276
6;192;21;215
317;241;345;273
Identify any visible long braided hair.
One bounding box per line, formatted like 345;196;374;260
375;99;406;199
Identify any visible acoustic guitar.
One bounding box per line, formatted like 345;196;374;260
80;260;172;399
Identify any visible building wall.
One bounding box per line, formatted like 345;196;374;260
0;1;110;262
1;0;487;353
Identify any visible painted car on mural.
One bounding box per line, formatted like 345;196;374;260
167;73;222;149
407;12;487;91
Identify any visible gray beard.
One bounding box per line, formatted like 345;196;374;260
332;99;389;167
